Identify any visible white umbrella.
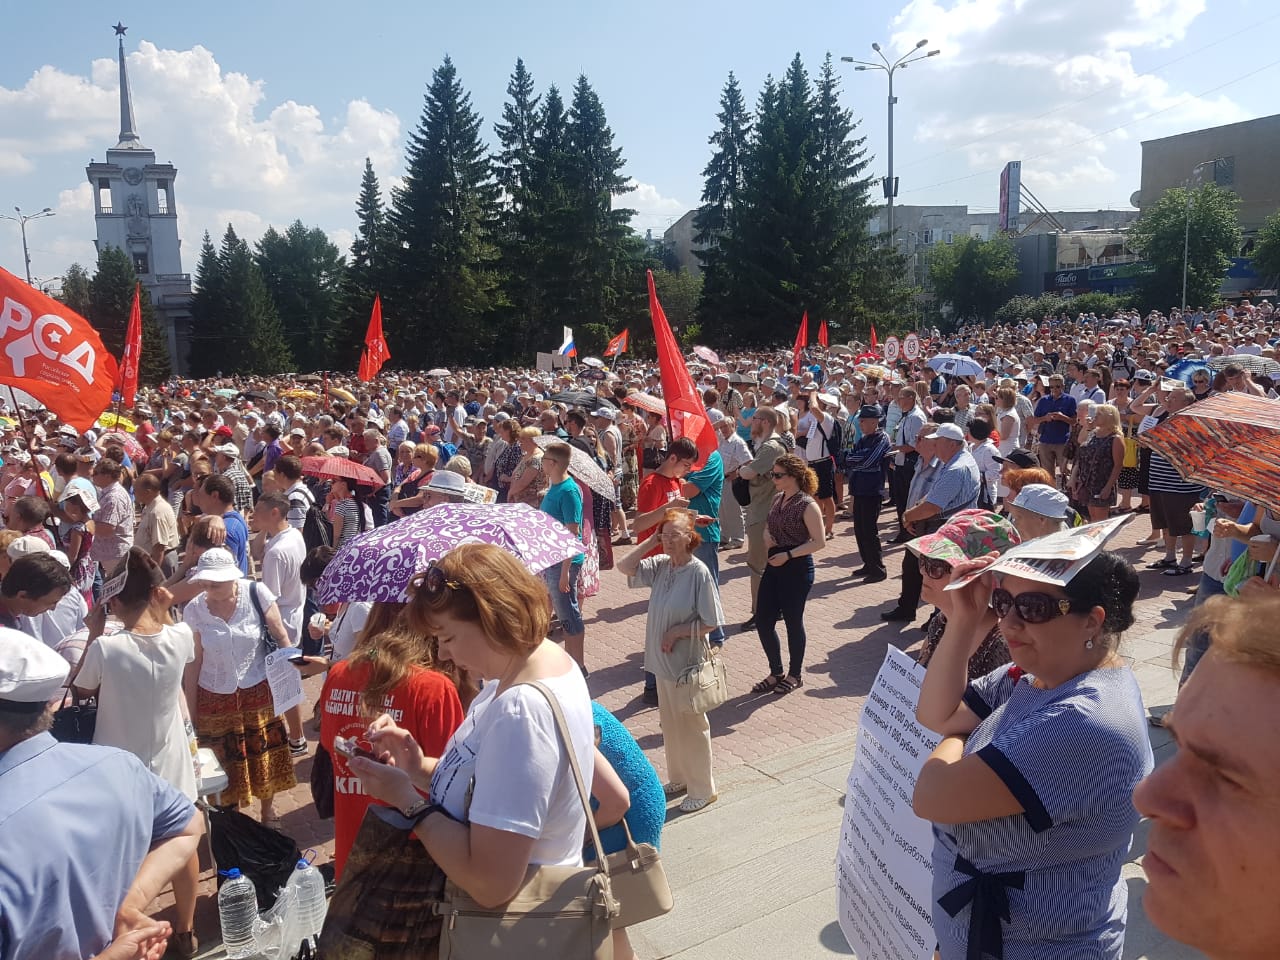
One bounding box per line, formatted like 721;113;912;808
926;353;985;377
580;357;605;369
426;368;452;377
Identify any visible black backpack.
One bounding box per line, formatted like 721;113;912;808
290;490;332;551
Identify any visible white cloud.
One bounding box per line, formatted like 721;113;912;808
885;0;1247;211
621;180;687;234
0;41;401;280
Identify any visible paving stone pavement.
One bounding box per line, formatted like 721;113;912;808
170;506;1204;958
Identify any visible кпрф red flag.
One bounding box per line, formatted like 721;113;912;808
647;271;715;467
0;266;117;432
792;311;809;375
817;319;829;349
115;282;142;408
357;294;391;382
603;328;629;357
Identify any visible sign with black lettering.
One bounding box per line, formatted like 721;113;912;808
836;646;940;960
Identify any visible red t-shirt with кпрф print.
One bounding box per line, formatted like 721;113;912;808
319;660;464;878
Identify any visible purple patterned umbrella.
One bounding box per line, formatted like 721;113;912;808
315;502;586;604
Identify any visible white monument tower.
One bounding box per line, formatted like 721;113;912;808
86;23;192;374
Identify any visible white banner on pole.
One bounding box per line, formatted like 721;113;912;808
836;646;941;960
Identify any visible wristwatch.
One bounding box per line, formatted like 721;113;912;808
400;796;431;824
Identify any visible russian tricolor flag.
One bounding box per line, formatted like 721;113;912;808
557;326;577;357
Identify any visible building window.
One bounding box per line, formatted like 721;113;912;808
944;231;954;244
133;252;150;275
921;229;935;245
97;178;113;214
157;180;170;215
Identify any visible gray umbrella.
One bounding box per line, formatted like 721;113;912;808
1205;354;1280;377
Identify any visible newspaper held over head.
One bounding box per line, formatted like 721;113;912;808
945;514;1133;591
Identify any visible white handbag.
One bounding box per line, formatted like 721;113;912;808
674;632;728;715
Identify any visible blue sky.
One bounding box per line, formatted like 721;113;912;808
3;0;1278;286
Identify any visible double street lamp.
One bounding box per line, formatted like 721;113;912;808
0;206;56;286
842;40;940;244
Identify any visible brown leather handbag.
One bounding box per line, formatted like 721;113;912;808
602;818;673;929
434;680;619;959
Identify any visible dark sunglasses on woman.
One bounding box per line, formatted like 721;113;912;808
917;555;952;580
990;587;1082;624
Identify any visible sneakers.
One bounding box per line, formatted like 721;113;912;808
289;738;308;758
679;794;718;813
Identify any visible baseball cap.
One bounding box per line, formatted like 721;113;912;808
706;408;726;425
0;628;69;710
908;509;1021;567
214;426;235;439
7;536;51;561
856;404;883;420
591;407;617;422
934;423;966;442
213;443;241;459
1010;483;1071;519
1002;447;1037;469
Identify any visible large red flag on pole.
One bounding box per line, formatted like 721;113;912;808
792;311;809;374
870;324;879;349
357;294;391;382
115;282;142;408
648;271;716;467
817;319;829;349
0;266;117;431
603;328;629;357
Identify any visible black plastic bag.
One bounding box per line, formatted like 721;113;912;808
208;806;301;910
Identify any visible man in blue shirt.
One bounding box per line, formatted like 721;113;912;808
199;474;250;575
845;405;890;582
1029;374;1077;486
0;630;202;960
539;443;588;673
682;449;726;646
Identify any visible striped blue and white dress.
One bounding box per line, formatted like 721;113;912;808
931;664;1153;960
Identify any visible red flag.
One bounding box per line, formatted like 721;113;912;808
0;266;117;432
817;320;829;349
648;271;716;467
870;324;879;349
357;294;391;382
603;328;629;357
792;311;809;375
115;282;142;408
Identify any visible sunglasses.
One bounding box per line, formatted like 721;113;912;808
917;555;953;580
990;587;1078;624
421;564;465;597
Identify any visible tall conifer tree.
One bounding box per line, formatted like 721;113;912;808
333;159;390;367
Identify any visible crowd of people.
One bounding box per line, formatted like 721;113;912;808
2;298;1280;960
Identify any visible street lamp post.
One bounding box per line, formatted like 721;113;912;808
842;40;940;244
1181;160;1222;313
0;206;56;286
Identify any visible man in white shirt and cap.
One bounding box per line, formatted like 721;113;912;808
0;629;203;960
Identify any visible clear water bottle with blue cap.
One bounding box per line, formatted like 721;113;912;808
217;867;259;959
285;856;328;957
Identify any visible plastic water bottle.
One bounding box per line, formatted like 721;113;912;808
217;868;260;959
286;858;328;957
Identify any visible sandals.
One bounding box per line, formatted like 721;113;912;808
1161;564;1193;577
1146;558;1178;570
678;794;718;813
751;674;783;694
663;782;687;799
289;738;308;757
774;675;804;695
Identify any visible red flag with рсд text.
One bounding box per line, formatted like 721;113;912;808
0;266;117;432
817;320;829;349
647;271;716;468
115;282;142;408
357;294;391;382
791;311;809;375
603;328;629;357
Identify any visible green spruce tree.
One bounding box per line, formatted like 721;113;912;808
204;225;293;374
255;221;346;371
188;232;226;378
87;246;171;384
334;159;391;368
59;263;93;317
388;56;501;366
693;72;751;330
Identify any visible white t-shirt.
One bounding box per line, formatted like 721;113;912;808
430;665;594;867
803;412;836;463
261;527;307;644
328;601;373;661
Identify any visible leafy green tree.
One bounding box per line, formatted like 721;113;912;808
1250;210;1280;287
388;56;502;366
652;269;703;341
255;221;345;371
87;246;171;384
59;263;93;317
334;159;391;368
1128;184;1240;312
927;235;1019;322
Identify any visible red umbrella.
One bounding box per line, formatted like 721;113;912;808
99;431;145;462
622;392;667;417
301;455;387;489
692;345;720;365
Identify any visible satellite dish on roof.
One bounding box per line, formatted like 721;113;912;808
1130;190;1143;208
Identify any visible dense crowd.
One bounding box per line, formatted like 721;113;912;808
1;299;1279;960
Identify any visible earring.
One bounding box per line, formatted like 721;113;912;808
1085;638;1095;650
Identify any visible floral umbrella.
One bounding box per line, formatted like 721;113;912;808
315;502;585;603
300;455;387;489
531;435;615;500
622;392;666;417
